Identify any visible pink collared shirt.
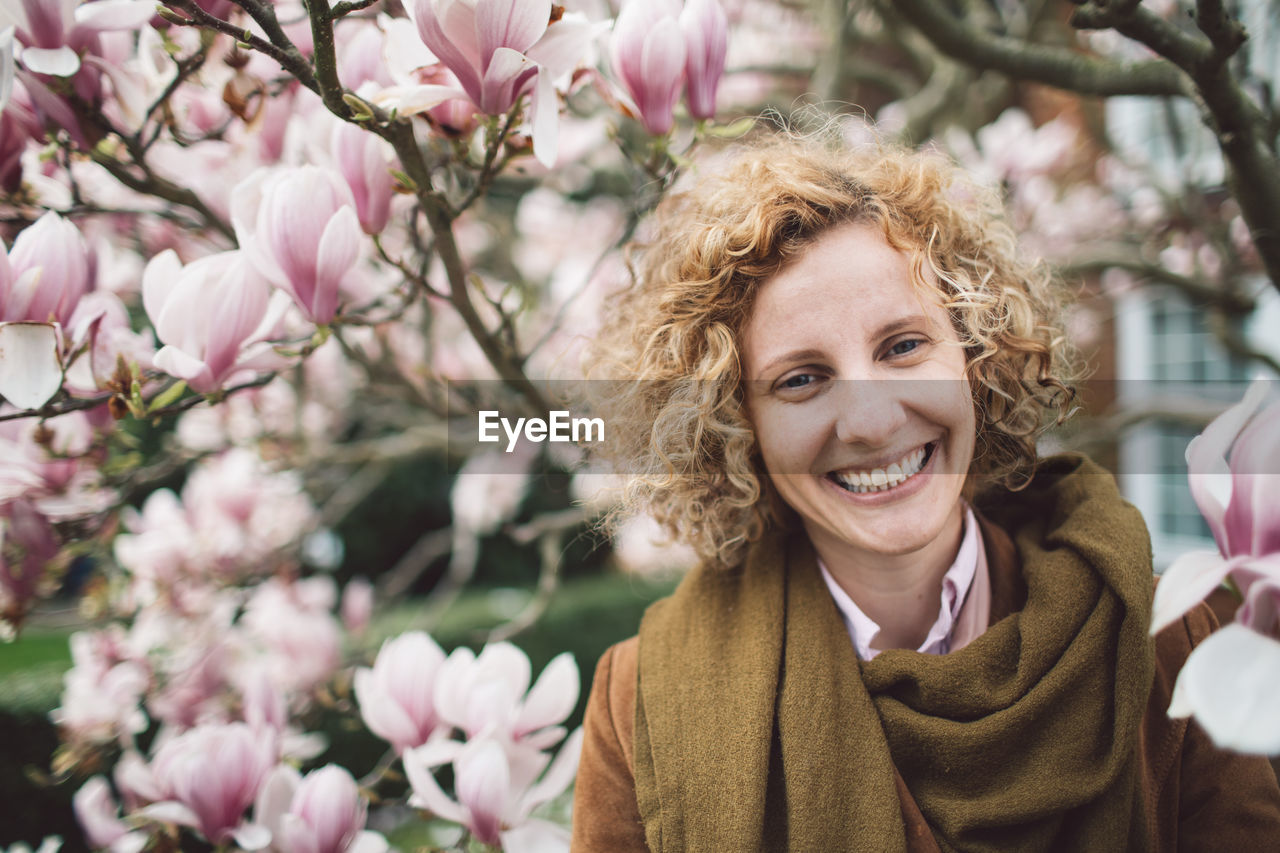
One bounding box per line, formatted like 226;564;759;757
817;505;992;660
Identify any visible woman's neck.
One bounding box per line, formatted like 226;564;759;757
808;507;966;651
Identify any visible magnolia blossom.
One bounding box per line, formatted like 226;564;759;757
409;0;603;165
51;627;149;746
435;643;579;749
0;0;155;79
255;764;388;853
1152;380;1280;753
136;722;276;849
237;166;362;325
142;249;288;393
240;577;343;697
404;729;583;850
2;210;92;326
612;0;728;134
354;631;447;753
331;121;395;235
73;776;146;853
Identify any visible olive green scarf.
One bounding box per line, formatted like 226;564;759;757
634;455;1156;852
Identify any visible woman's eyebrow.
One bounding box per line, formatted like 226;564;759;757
873;314;930;339
754;348;825;381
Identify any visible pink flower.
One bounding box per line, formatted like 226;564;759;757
241;166;362;325
404;729;583;849
612;0;685;135
3;210;91;326
1152;381;1280;635
413;0;549;115
409;0;600;165
354;631;446;753
679;0;727;120
51;627;149;746
331;122;394;235
2;0;156;80
1151;380;1280;754
340;577;373;637
256;764;388;853
73;776;147;853
142;249;286;394
139;722;275;848
434;643;579;749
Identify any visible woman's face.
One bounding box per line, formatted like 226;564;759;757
741;221;976;570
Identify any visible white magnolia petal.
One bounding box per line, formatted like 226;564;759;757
501;818;571;853
231;822;272;851
402;746;467;823
516;652;579;734
1150;550;1236;635
253;763;301;839
530;68;558;169
1167;624;1280;755
0;322;63;409
20;46;80;77
134;800;201;829
348;830;391;853
73;0;159;31
0;26;14;112
372;83;467;116
519;727;583;816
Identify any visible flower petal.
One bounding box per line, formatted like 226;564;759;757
20;45;79;77
1151;550;1238;635
0;321;62;409
477;0;549;62
73;0;158;31
1187;380;1269;554
1167;624;1280;755
516;652;578;735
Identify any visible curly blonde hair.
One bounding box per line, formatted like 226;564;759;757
588;132;1077;568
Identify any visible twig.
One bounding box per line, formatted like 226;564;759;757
377;527;453;600
1061;253;1255;314
486;529;564;644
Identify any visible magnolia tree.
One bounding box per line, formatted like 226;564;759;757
0;0;1278;849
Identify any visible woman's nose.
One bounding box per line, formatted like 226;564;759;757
833;378;911;447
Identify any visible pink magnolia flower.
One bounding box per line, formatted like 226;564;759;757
331;122;395;235
139;722;275;849
1151;380;1280;753
239;166;362;325
0;0;156;80
404;729;583;849
410;0;601;165
354;631;446;753
434;643;579;749
142;249;287;394
255;764;388;853
679;0;727;120
73;776;147;853
340;577;373;637
3;210;92;326
611;0;685;135
240;577;342;697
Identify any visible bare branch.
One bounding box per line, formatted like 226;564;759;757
1060;253;1256;314
164;0;318;93
887;0;1186;96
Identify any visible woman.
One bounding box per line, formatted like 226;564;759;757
571;134;1280;852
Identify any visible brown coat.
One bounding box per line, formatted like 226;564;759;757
571;523;1280;852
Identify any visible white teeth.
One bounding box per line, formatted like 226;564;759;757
832;445;930;494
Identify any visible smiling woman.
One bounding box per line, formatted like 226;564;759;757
571;132;1280;852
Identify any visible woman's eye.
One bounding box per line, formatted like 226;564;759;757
782;374;814;388
888;339;922;357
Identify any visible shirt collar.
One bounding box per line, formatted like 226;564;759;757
817;504;982;660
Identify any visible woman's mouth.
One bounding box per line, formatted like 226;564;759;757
827;442;936;494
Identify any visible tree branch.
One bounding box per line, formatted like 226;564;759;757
1061;253;1256;314
888;0;1187;96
